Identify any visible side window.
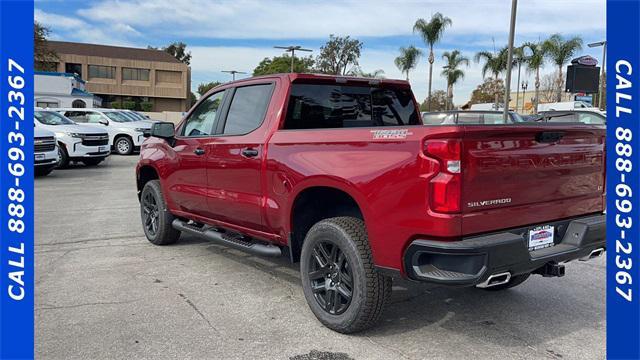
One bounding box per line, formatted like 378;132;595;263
65;111;87;123
483;113;507;124
457;113;484;124
223;84;274;135
182;90;226;137
86;113;104;123
578;113;606;124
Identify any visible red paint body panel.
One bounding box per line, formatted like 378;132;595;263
137;73;606;275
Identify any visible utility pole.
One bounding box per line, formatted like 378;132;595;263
503;0;518;121
222;70;247;81
588;40;607;109
274;45;313;73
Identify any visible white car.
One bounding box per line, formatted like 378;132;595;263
537;101;604;115
54;108;151;155
35;109;110;167
34;127;58;177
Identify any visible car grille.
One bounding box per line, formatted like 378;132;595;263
82;134;109;146
34;137;56;152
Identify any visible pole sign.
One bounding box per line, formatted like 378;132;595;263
0;1;35;359
607;0;640;359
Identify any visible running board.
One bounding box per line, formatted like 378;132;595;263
172;219;282;257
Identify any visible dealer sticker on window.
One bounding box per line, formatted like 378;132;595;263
528;225;555;251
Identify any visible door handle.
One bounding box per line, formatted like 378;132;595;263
241;148;259;158
194;148;205;155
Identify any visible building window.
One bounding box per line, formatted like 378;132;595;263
65;63;82;77
36;101;59;108
156;70;182;84
122;67;150;81
88;65;116;79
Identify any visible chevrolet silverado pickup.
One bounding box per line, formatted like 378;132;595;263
136;73;606;333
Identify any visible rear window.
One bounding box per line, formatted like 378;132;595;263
284;84;419;129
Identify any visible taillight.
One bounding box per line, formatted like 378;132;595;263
424;139;462;213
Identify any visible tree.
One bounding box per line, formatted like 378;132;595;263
197;81;222;97
539;73;564;103
315;35;363;75
188;91;198;107
441;50;469;109
149;42;191;65
419;90;448;112
542;34;583;101
347;67;385;78
474;46;509;105
253;55;314;76
469;78;505;105
34;21;58;71
394;46;422;80
413;12;452;111
522;41;546;112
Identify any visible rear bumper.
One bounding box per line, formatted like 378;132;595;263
403;214;605;286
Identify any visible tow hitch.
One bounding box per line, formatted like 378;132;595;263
534;262;565;277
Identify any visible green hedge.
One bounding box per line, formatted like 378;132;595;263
140;102;153;112
110;102;122;109
122;101;136;110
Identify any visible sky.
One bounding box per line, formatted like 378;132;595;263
35;0;606;105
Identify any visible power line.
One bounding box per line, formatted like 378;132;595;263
221;70;247;81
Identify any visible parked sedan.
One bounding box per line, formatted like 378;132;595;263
422;110;525;125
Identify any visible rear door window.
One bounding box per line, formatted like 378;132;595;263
64;111;88;123
222;84;274;135
284;84;419;129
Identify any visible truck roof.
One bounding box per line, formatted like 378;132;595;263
224;73;411;87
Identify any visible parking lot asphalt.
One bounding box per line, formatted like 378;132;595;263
35;155;606;360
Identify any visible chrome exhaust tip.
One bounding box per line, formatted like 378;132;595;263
580;248;605;261
476;272;511;288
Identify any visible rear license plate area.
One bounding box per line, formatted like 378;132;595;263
528;225;555;251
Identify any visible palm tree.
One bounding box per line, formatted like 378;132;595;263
441;50;469;110
413;12;452;111
542;33;583;101
394;46;423;80
474;47;509;106
522;41;546;113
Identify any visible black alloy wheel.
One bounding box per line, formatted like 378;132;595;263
308;240;354;315
142;190;159;237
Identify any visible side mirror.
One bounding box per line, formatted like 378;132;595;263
151;122;175;139
98;119;109;125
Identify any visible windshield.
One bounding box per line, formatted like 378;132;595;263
35;111;75;125
118;111;139;121
128;111;146;120
104;111;132;122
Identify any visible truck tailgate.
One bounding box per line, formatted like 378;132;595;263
460;124;605;235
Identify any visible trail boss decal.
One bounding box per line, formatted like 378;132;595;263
467;198;512;208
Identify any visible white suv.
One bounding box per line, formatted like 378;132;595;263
54;108;151;155
35;109;111;167
34;127;58;177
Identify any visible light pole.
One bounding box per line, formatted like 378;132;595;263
221;70;247;81
503;0;518;121
274;45;313;73
588;40;607;109
521;80;528;112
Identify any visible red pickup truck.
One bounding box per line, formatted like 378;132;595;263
136;73;606;333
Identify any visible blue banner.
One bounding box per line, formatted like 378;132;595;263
607;0;640;359
0;1;35;359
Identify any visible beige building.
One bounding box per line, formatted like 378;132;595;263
509;89;576;114
43;41;191;112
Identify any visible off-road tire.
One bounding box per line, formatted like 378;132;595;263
140;180;180;245
300;217;392;333
481;273;531;291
